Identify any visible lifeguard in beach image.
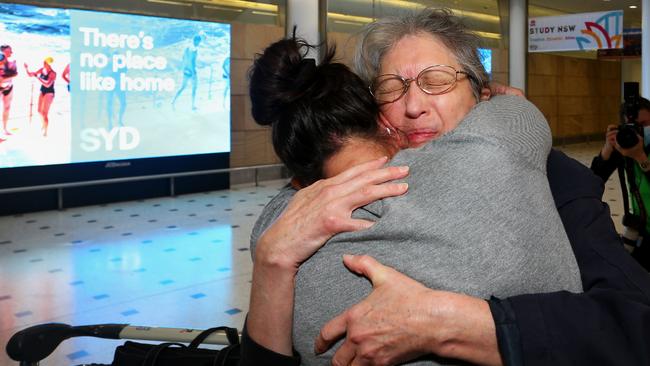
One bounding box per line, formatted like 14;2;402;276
24;57;57;137
172;34;201;111
0;45;18;139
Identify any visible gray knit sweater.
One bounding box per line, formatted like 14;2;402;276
250;95;583;365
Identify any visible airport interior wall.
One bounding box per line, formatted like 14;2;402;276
229;23;284;169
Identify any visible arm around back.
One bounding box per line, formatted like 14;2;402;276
507;150;650;365
590;149;621;183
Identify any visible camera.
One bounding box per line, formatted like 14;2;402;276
616;82;642;149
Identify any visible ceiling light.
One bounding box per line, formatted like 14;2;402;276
474;31;502;40
334;20;364;26
194;0;277;12
328;12;373;24
147;0;192;6
251;11;276;16
630;5;638;8
202;5;243;12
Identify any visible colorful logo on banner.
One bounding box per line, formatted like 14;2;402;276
529;10;623;53
576;12;622;50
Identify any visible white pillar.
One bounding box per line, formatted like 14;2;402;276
286;0;321;60
509;0;527;92
642;0;650;97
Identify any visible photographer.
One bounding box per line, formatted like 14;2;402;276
591;91;650;271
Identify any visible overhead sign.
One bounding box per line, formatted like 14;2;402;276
598;28;641;59
529;10;623;53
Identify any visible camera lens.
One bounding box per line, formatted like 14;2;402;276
617;124;639;149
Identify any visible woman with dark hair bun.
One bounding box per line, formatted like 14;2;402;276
243;35;583;366
249;37;397;187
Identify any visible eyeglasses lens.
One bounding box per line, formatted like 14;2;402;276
372;66;458;103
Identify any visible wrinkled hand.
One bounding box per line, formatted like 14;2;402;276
480;82;525;101
256;159;409;271
315;255;435;366
315;255;501;366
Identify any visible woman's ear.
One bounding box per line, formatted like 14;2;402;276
378;112;394;132
378;113;408;149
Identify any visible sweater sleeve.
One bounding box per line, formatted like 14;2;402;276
590;150;621;182
453;95;552;173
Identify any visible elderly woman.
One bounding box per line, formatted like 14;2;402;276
245;9;650;366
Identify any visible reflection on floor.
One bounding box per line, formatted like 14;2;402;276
0;142;624;365
0;181;288;365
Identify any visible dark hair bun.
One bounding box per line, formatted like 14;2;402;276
249;38;324;126
248;36;379;186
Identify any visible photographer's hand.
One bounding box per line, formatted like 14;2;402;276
600;124;618;161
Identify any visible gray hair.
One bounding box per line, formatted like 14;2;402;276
353;8;488;101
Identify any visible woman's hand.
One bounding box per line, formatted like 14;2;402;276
480;82;525;101
23;63;36;77
255;156;410;273
248;158;409;357
315;255;501;366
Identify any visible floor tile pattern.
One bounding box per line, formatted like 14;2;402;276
0;180;289;365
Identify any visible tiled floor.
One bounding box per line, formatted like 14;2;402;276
0;180;289;365
0;142;626;365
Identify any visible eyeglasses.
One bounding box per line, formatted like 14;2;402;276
369;64;471;104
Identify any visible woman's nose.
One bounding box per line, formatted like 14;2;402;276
403;82;428;119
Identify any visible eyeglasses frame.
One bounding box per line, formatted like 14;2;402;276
369;64;472;105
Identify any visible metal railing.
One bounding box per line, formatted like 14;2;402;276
0;163;286;210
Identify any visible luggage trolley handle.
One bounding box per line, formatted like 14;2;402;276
6;323;128;365
6;323;240;365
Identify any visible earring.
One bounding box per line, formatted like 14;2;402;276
385;127;392;136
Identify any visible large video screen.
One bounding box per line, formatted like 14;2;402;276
0;3;231;169
478;48;492;76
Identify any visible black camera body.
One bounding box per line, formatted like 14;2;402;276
617;82;642;149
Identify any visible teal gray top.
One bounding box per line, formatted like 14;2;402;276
250;95;583;365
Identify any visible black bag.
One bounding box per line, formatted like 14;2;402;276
111;326;240;366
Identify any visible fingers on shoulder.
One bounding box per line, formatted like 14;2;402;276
349;181;408;206
330;157;389;183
